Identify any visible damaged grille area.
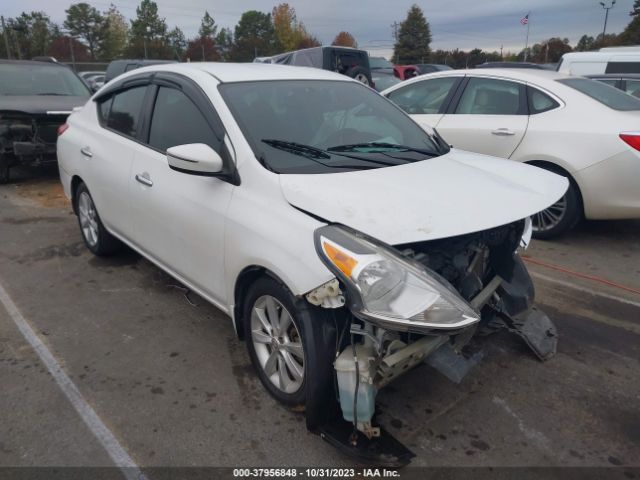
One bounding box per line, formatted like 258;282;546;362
0;113;66;165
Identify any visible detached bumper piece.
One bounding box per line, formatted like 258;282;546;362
319;420;415;468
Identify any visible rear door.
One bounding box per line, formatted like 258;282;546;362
89;83;150;239
435;76;528;159
385;76;463;129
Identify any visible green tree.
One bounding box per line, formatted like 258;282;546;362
232;10;276;61
393;4;432;64
8;12;55;59
63;3;105;60
526;37;572;63
576;34;596;51
215;27;233;61
199;11;217;39
128;0;169;58
100;5;128;60
619;3;640;45
167;27;186;60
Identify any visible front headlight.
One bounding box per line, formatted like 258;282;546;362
314;225;480;333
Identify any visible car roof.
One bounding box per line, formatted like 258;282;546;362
0;59;69;68
129;61;355;84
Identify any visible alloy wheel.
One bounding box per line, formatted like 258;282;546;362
532;195;567;233
250;295;304;394
78;191;99;247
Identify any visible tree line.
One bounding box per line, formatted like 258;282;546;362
1;1;640;67
0;1;358;63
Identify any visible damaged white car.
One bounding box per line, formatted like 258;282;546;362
57;63;567;465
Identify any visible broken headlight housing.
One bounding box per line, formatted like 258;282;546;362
314;225;480;333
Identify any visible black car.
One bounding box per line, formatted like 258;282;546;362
0;60;91;183
585;73;640;98
104;59;176;84
266;46;374;87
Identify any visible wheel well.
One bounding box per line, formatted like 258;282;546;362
525;160;584;214
233;266;284;340
70;175;83;214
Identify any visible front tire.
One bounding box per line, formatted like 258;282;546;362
243;277;335;408
532;169;581;239
75;182;121;256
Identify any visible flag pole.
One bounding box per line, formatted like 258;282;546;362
524;11;531;61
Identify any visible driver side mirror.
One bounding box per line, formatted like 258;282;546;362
167;143;224;176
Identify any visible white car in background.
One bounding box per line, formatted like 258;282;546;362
57;63;566;463
382;68;640;238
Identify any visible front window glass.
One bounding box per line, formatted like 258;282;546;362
387;77;458;114
456;78;523;115
148;87;219;152
558;77;640;111
220;80;446;174
0;63;90;96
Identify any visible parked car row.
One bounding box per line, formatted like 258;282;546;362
382;68;640;237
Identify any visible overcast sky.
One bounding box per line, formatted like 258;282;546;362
2;0;635;57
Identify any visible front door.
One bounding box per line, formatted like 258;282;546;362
129;85;234;304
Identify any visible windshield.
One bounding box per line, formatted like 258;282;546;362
0;63;90;96
557;77;640;111
370;57;394;69
220;80;445;174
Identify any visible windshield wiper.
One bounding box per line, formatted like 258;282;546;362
327;142;437;156
262;139;331;159
260;139;381;171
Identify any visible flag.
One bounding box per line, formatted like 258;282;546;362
520;14;529;25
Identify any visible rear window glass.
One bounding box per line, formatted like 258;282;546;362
558;77;640;111
106;86;147;137
605;62;640;74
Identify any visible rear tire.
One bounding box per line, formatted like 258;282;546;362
531;167;581;239
345;66;371;86
75;182;121;256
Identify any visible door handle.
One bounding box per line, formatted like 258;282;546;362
135;173;153;187
80;146;93;157
491;128;516;136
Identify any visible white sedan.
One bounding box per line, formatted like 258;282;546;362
57;63;565;461
382;68;640;238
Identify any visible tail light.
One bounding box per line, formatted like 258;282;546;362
57;123;69;136
619;133;640;151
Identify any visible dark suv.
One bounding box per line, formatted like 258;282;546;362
265;46;374;87
0;60;90;182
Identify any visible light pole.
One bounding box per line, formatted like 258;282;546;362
600;0;616;46
143;26;150;59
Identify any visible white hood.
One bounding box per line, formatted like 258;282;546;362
280;149;568;245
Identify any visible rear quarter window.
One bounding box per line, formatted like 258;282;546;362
558;77;640;111
605;62;640;74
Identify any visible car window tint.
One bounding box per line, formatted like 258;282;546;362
387;77;458;114
529;88;559;114
597;78;619;87
558;77;640;111
149;87;218;152
456;78;522;115
625;79;640;98
97;97;112;124
605;62;640;74
106;86;146;137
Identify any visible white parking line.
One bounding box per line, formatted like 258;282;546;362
531;271;640;309
0;280;145;480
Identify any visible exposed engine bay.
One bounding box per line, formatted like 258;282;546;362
0;112;66;183
306;219;557;466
